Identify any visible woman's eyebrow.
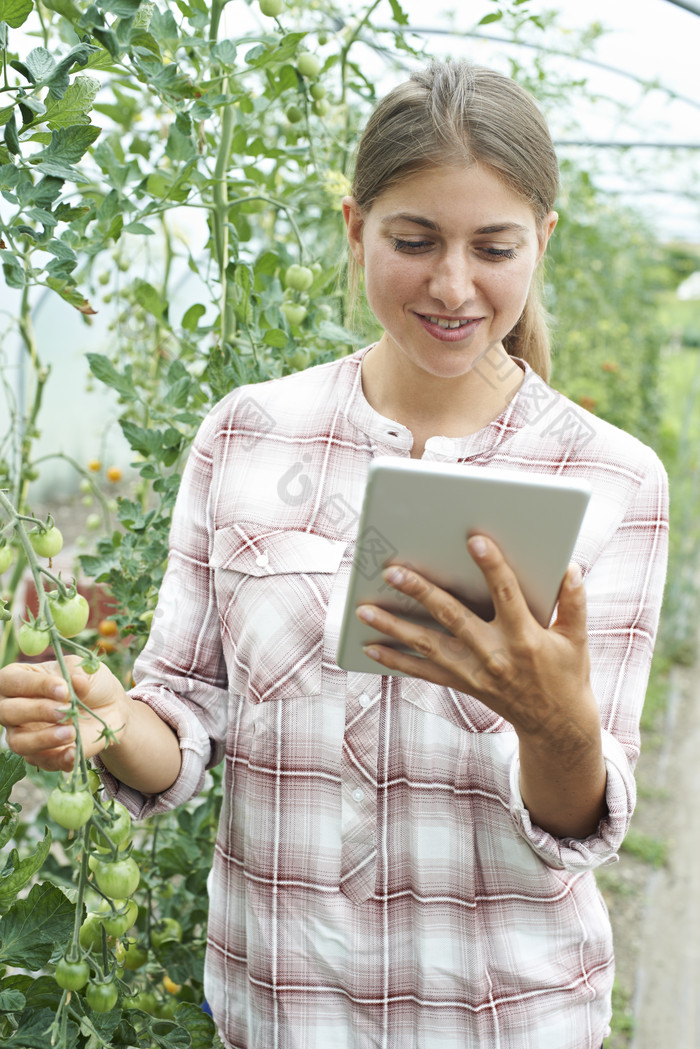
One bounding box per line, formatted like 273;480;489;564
380;213;441;231
379;214;530;235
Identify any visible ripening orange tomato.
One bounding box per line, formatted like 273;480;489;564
88;459;101;472
98;619;119;638
106;466;122;483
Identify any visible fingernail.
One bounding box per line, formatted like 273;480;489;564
55;726;74;741
356;605;375;623
54;706;71;721
51;682;68;700
384;566;405;585
469;536;487;558
363;646;381;661
569;563;583;587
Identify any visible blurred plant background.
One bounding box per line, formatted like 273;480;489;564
0;0;699;1046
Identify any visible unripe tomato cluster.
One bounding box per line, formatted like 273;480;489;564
50;789;146;1014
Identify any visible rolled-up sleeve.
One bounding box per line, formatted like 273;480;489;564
508;449;669;871
98;407;230;819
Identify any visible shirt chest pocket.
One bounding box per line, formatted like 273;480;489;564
210;524;347;704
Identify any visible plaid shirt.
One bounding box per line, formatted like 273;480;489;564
103;347;668;1049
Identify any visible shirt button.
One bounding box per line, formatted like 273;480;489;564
352;787;364;802
358;693;371;708
255;552;269;568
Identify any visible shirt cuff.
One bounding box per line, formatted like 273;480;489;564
94;683;219;820
508;730;635;872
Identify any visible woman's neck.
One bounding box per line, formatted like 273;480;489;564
361;336;524;454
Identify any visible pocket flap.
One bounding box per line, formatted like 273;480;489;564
211;523;347;576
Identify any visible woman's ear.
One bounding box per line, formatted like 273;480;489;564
537;210;558;260
342;196;366;266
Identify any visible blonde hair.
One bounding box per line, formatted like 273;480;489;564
348;60;559;381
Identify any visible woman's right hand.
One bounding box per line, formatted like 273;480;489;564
0;657;130;773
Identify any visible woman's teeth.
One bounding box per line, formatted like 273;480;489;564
426;316;470;329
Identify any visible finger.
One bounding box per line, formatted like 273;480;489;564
0;695;72;729
26;745;76;774
5;721;76;758
552;562;588;641
466;535;531;629
381;564;488;648
356;599;481;680
0;663;68;702
361;642;468;690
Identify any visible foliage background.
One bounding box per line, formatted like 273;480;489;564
1;0;699;1046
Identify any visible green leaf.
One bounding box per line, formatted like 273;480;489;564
3;113;19;155
0;988;25;1012
86;353;135;399
0;752;25;807
45;76;99;129
388;0;409;25
133;277;165;318
263;328;287;348
173;1001;219;1049
120;421;164;458
478;11;503;24
1;1008;60;1048
212;39;237;65
0;831;52;912
97;0;141;14
40;123;101;164
181;302;205;331
0;0;33;29
1;250;25;288
24;46;55;82
0;882;74;966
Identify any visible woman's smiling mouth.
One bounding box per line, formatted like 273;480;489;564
416;313;483;341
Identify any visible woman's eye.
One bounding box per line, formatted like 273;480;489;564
390;237;433;253
480;246;518;260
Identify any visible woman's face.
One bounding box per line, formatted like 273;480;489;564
343;163;557;381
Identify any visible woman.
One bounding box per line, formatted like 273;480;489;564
0;62;668;1048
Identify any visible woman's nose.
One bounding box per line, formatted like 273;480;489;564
428;252;475;311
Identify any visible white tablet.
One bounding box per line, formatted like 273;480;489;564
336;458;591;676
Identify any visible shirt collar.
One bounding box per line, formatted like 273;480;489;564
339;346;543;463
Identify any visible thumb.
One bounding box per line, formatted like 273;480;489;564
552;563;587;640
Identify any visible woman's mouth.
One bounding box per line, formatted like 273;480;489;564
416;313;483;341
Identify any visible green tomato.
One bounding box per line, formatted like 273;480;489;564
94;856;141;899
259;0;283;14
296;52;321;78
150;917;183;950
96;897;139;937
309;82;326;101
29;525;63;558
16;622;51;657
86;979;119;1013
285;104;303;124
122;937;149;971
48;786;94;830
55;956;90;991
281;302;307;327
124;990;158;1013
47;591;90;638
90;800;132;849
79;913;105;951
0;544;13;573
312;98;329;116
284;264;314;292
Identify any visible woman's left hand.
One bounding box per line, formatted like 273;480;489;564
356;533;593;744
